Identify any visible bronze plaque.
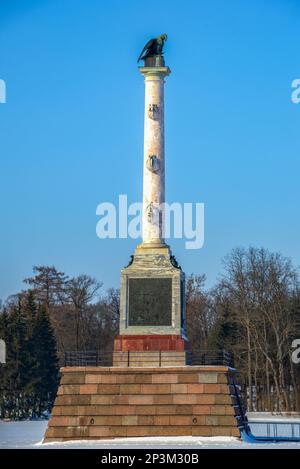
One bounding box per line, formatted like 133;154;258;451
128;278;172;326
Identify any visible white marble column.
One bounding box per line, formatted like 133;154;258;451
139;65;171;247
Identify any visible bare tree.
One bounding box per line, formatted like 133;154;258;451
24;266;68;308
215;247;299;411
65;275;102;351
186;274;212;350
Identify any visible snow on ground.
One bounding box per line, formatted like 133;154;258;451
0;420;48;448
1;421;300;449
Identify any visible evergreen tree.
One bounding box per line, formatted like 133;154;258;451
22;291;38;395
32;304;59;415
0;296;32;418
0;292;59;418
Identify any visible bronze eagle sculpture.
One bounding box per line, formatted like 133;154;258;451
137;34;167;63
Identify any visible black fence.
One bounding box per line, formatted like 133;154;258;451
191;350;232;367
63;349;233;367
0;391;54;420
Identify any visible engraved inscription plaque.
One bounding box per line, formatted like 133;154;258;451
128;278;172;326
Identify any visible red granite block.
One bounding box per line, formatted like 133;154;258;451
114;334;189;352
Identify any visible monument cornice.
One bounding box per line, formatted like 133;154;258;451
139;66;171;80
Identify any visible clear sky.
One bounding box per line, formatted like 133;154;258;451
0;0;300;300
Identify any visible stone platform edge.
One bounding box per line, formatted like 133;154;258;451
59;365;231;373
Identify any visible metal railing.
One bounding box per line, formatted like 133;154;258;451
190;350;233;367
248;420;300;439
63;351;112;367
63;349;233;367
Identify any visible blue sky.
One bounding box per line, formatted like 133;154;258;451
0;0;300;300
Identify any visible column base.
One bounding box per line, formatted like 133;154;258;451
136;240;169;249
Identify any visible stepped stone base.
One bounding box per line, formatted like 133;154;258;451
44;366;241;442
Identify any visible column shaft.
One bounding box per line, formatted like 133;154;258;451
140;66;170;246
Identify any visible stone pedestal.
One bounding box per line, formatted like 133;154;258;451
114;243;188;366
44;366;242;442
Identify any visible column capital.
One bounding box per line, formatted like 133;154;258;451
139;66;171;81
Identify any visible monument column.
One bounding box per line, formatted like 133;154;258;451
140;65;170;247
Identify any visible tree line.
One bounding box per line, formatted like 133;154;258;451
0;291;59;418
0;246;300;418
0;268;119;419
187;247;300;412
